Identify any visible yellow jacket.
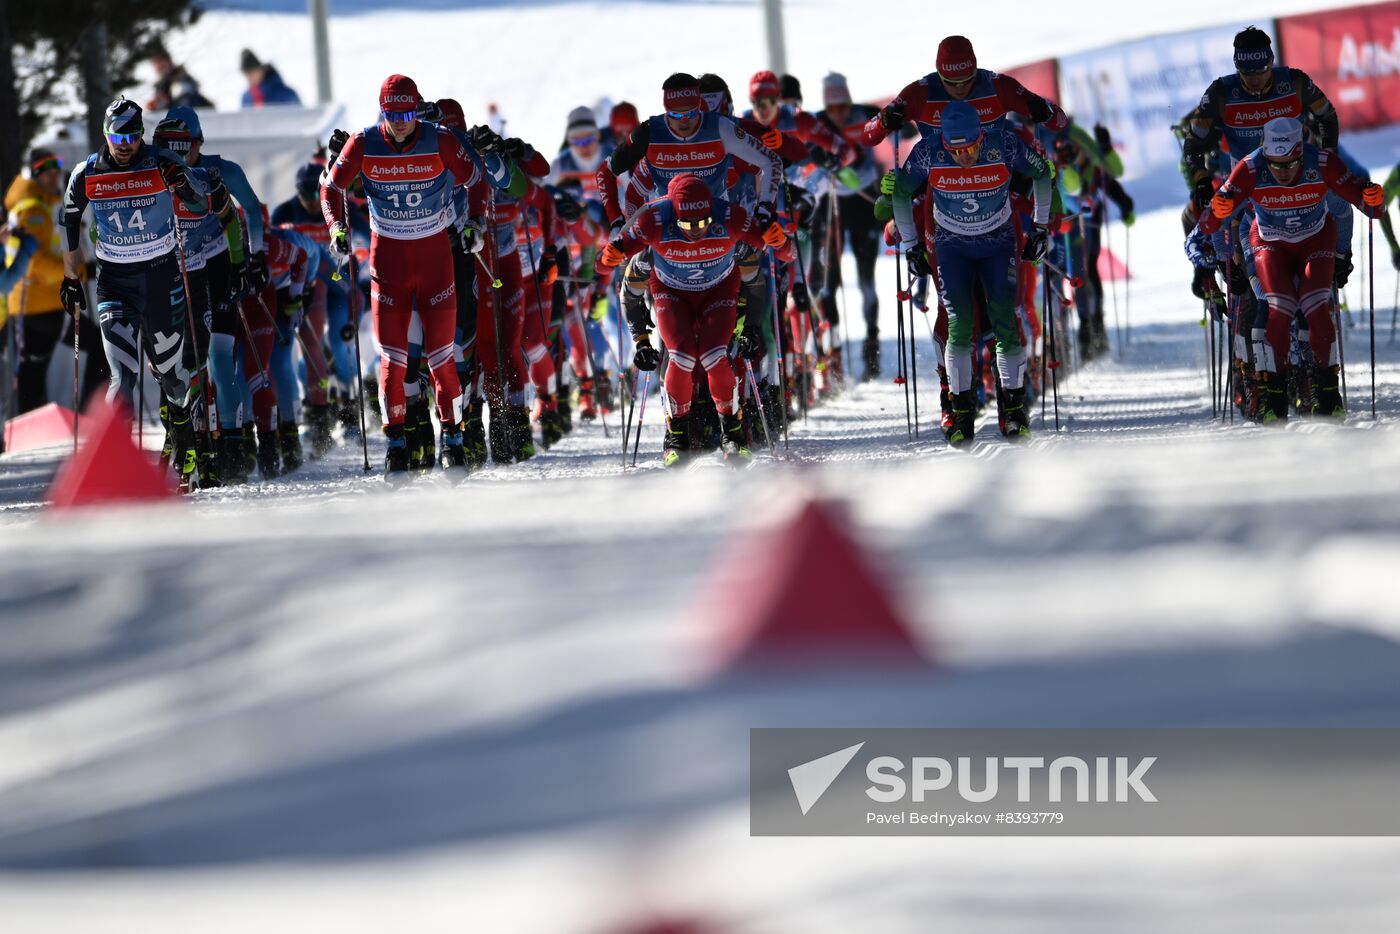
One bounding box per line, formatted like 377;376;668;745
5;174;66;316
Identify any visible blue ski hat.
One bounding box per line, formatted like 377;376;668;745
295;161;323;199
154;105;203;153
940;100;983;149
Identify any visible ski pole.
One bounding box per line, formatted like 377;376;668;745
1203;296;1214;417
764;250;790;449
1369;216;1377;418
826;178;852;386
1334;287;1348;411
1390;275;1398;344
1043;264;1059;430
71;284;81;450
742;355;774;453
1124;221;1132;345
630;368;652;468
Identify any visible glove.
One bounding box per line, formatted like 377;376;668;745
880;105;904;131
248;251;271;290
1115;194;1136;221
1229;260;1248;296
873;194;893;222
536;247;558;285
1122;211;1136;228
458;221;484;255
761;128;783;150
282;293;304;321
1363;183;1384;208
1094;123;1114;154
737;320;763;360
1191;265;1219;300
60;276;87;314
327;128;350;158
1392;247;1400;271
633;333;661;371
469;125;503;155
609;218;625;239
552;190;582;223
159;159;190;192
1211;191;1235;220
1191;177;1215;214
1334;252;1353;289
328;224;351;259
591;293;609;321
501;137;529;162
752;202;775;231
1022;227;1050;264
599;239;626;268
227;259;249;299
761;222;787;249
905;246;932;278
879;170;897;197
339;323;357;342
808;145;838;170
836;166;862;190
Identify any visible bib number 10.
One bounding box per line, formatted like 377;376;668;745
107;208;148;232
385;192;423;208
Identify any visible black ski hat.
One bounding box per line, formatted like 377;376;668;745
103;96;143;137
780;74;802;102
1233;27;1274;74
240;48;262;72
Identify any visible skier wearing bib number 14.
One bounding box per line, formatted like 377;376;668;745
60;96;210;484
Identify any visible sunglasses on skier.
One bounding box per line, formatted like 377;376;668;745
941;73;977;87
381;109;418;122
31;155;63;173
105;132;141;146
667;109;700;121
568;133;599;147
677;216;711;231
1265;155;1302;171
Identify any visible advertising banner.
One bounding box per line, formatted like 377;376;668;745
1278;1;1400;130
1000;58;1061;103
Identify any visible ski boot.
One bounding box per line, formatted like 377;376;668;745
462;397;488;469
197;431;220;489
862;335;881;382
595;369;615;414
1313;364;1345;419
539;394;563;450
578;376;598;421
217;428;249;486
663;412;690;468
405;394;435;471
938;367;954;433
158;402;174;472
689;388;721;452
946;390;976;447
487;401;514;465
306;403;336;459
439;420;469;481
509;404;536;462
168;402;199;491
278;421;304;473
336;391;362;439
1000;387;1031;442
241;421;258;477
1258;370;1289;424
720;411;753;465
255;424;282;479
557;392;574;434
383;424;411;485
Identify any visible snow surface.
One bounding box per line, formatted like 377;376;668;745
6;1;1400;931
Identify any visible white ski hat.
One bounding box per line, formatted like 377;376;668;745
566;106;597;133
1261;116;1303;161
823;72;852;106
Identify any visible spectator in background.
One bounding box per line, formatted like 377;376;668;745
240;49;302;108
3;149;109;414
603;101;639;150
781;74;803;110
146;40;213;111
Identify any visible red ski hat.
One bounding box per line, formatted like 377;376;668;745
937;35;977;81
667;173;712;220
379;74;420;113
435;98;466;131
749;70;781;101
610;101;640;133
663;86;700;114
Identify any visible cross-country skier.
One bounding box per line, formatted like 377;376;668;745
1196;116;1382;422
598;172;791;466
891;99;1053;446
862;35;1069;146
60;96;210;484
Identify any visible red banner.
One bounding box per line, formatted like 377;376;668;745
1278;0;1400;130
1000;58;1061;105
